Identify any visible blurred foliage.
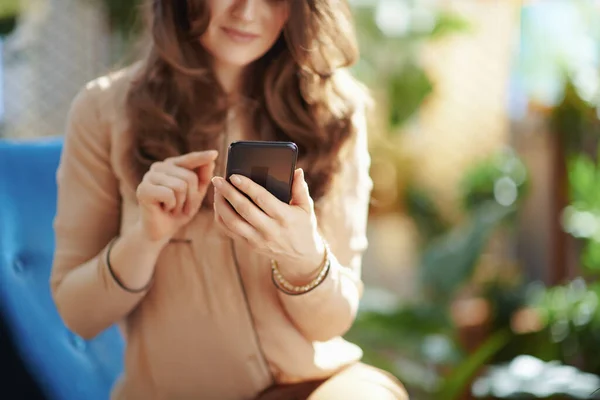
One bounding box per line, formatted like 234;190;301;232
89;0;145;60
387;63;433;128
405;147;528;246
563;143;600;275
550;81;600;154
474;279;600;398
404;184;449;240
351;1;471;131
348;258;600;399
0;0;18;37
468;4;600;397
494;279;600;369
419;201;515;304
539;3;600;276
517;0;600;109
459;149;529;213
100;0;144;36
354;14;533;381
534;280;600;373
440;330;512;400
347;149;528;399
472;355;600;399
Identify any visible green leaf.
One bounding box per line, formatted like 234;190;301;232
0;15;16;37
568;154;597;206
420;202;514;303
405;184;450;241
437;330;511;400
0;0;18;37
459;150;529;212
582;241;600;271
389;63;433;129
430;11;473;39
0;0;19;20
347;305;452;350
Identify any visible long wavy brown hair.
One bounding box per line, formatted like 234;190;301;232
126;0;367;207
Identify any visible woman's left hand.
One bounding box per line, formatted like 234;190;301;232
211;169;325;283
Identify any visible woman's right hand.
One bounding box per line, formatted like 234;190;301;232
135;150;219;245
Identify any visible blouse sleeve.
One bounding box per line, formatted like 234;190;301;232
50;82;147;340
277;106;373;342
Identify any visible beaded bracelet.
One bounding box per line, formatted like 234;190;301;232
105;236;153;293
270;239;331;296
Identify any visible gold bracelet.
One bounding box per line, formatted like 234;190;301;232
271;239;331;296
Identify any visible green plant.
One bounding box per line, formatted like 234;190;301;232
414;150;528;303
97;0;144;38
0;0;19;37
346;199;517;398
532;280;600;373
419;201;515;304
348;146;530;397
472;354;600;399
459;149;529;213
563;143;600;275
475;277;600;395
550;80;600;155
345;303;460;399
351;2;471;131
404;183;450;241
439;330;512;400
470;279;600;399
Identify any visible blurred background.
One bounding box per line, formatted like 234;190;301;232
1;0;600;399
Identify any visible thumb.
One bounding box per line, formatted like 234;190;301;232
291;168;312;211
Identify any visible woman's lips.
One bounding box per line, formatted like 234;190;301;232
221;27;260;43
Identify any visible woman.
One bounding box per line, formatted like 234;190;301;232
50;0;407;399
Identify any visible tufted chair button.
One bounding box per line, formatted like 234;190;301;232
69;333;87;351
13;257;24;273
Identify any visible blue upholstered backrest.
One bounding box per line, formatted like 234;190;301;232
0;136;124;400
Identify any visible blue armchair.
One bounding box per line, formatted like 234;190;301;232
0;137;124;400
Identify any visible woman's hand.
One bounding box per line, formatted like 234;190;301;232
136;150;218;245
211;169;325;284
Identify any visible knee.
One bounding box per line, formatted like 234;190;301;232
358;368;408;400
309;363;409;400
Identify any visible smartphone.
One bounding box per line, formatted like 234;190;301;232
225;141;298;204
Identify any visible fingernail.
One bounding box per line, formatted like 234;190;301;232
212;177;222;188
231;175;242;186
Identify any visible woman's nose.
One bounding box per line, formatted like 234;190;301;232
231;0;256;22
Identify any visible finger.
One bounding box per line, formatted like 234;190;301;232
212;177;275;234
168;150;219;170
197;161;216;188
138;183;177;212
148;173;188;215
155;164;198;214
225;175;286;220
290;168;313;212
193;161;216;209
213;190;261;243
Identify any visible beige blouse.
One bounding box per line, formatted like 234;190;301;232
50;65;374;400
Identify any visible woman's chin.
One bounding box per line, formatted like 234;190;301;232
212;52;265;69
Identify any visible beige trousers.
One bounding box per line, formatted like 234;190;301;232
255;363;409;400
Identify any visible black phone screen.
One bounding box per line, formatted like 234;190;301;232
225;141;298;204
